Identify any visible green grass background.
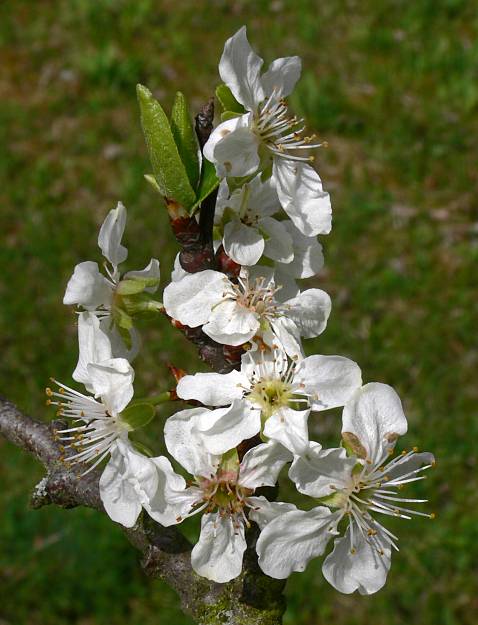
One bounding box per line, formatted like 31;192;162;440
0;1;476;624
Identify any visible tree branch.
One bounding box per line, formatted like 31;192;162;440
0;396;285;625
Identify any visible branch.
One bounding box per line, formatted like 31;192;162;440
0;396;286;625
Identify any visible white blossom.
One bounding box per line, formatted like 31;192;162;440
256;383;435;593
152;407;293;582
63;201;160;358
215;175;294;266
164;267;331;358
175;348;362;455
203;27;331;236
46;356;135;474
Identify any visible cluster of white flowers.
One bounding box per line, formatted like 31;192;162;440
50;27;434;593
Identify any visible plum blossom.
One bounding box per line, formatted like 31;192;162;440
175;347;362;455
214;175;294;266
204;26;331;236
256;383;435;593
164;266;331;358
151;407;292;582
63;201;160;358
46;354;135;474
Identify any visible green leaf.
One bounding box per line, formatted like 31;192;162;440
170;91;200;190
137;84;196;210
120;402;156;430
190;158;219;213
216;84;245;115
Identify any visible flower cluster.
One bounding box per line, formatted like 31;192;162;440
50;26;434;594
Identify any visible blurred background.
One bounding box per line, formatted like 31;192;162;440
0;1;477;624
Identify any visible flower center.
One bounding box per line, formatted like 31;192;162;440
329;449;435;555
196;470;253;522
249;378;293;419
224;273;283;322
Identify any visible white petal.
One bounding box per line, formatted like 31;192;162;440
171;252;188;282
124;258;160;293
191;513;247;583
294;355;362;411
269;317;303;359
322;527;391;595
204;114;260;178
256;507;339;578
100;445;142;527
145;456;192;526
289;444;355;498
259;217;294;263
239;441;292;489
164;407;220;477
214;178;232;222
270;265;301;300
99;440;158;528
263;407;311;455
219;26;264;111
196;400;262;456
98;201;128;268
245;174;279;216
247;496;297;529
163;269;226;327
202;299;259;346
273;160;332;236
276;221;324;279
261;56;302;99
119;440;160;499
341;383;407;465
63;261;112;309
177;370;246;406
223;220;264;266
87;358;134;415
73;312;112;392
284;288;331;338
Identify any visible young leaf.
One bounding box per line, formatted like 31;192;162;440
170;91;200;190
216;84;246;115
190;158;220;213
137;84;196;210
